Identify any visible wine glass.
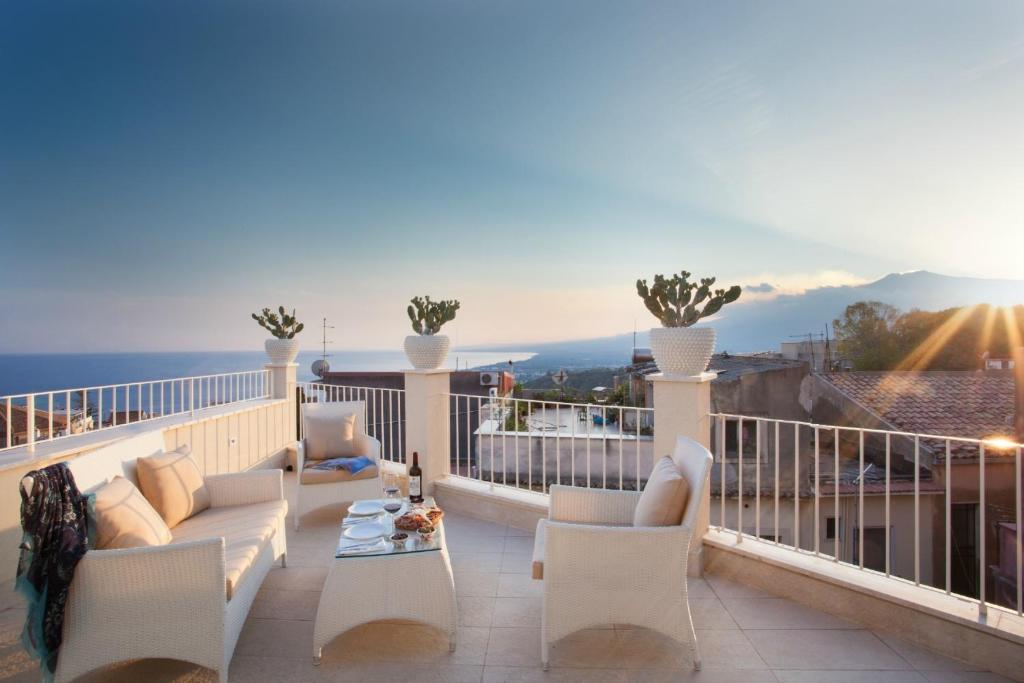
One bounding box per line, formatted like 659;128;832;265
382;472;402;515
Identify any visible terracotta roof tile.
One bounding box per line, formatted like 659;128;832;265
823;371;1018;458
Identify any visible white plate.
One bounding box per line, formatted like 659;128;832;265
342;522;387;541
348;501;385;516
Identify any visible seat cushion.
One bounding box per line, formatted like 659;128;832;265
137;446;211;528
92;476;173;549
305;410;359;460
532;519;546;580
633;455;690;527
170;500;286;599
300;459;378;485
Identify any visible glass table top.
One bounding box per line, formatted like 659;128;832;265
334;497;443;559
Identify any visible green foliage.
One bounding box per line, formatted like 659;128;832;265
407;295;460;335
636;271;741;327
834;302;1024;371
832;301;901;370
251;306;305;339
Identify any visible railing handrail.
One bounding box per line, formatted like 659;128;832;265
709;411;1024;449
1;369;272;453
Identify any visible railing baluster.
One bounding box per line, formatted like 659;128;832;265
834;426;839;562
737;417;743;543
885;433;891;577
979;443;987;618
1017;445;1022;617
774;422;780;545
946;439;952;593
814;426;820;556
794;422;800;551
914;435;920;585
755;418;761;541
719;415;725;530
859;430;865;570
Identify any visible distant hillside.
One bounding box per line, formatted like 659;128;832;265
524;367;621;392
470;271;1024;369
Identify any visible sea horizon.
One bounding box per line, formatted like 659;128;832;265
0;350;536;397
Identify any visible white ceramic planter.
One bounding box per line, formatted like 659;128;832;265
265;338;300;365
649;326;716;377
404;334;450;370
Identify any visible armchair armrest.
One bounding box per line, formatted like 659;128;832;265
205;469;284;507
543;521;691;584
58;539;227;676
297;434;382;469
548;485;641;524
354;432;382;461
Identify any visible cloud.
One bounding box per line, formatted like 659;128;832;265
738;270;870;302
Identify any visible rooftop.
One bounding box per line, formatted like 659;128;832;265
822;371;1018;457
0;472;1006;683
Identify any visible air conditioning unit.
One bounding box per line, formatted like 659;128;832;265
480;372;500;386
488;387;498;398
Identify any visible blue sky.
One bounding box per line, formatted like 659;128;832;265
1;1;1021;352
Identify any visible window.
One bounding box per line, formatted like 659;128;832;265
825;516;842;541
853;527;888;572
718;418;765;462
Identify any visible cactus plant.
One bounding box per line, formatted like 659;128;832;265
636;271;741;327
251;306;305;339
407;296;460;335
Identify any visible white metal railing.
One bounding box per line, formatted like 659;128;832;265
446;392;654;494
296;382;406;463
710;412;1024;619
1;370;272;453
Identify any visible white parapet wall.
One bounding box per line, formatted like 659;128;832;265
0;397;293;609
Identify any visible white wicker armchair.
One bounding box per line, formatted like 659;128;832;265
533;435;713;671
295;400;405;529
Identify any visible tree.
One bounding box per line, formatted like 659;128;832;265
833;301;902;370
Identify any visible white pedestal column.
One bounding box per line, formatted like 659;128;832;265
647;371;716;576
403;369;451;495
266;362;298;443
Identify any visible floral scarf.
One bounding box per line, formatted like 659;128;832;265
16;462;92;682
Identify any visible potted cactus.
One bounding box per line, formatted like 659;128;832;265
404;296;460;370
636;271;741;377
252;306;305;364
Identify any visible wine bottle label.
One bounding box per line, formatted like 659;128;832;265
409;477;421;497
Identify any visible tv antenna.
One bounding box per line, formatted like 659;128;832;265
311;317;334;378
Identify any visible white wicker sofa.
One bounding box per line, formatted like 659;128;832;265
22;429;287;683
532;435;712;671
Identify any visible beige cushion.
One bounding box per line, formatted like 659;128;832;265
92;476;173;549
304;411;358;460
633;456;690;527
137;446;211;528
170;499;286;599
300;460;378;485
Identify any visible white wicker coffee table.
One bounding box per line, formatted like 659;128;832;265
312;498;457;664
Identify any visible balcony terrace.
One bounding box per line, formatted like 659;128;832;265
0;472;1010;683
0;366;1022;682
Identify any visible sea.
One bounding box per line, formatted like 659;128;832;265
0;350;535;397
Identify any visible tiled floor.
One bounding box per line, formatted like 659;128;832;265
0;474;1012;682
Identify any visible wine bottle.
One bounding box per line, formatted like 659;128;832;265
409;451;423;504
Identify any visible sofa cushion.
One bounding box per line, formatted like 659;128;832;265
170;499;286;599
91;476;173;549
633;456;690;527
300;459;378;485
305;410;358;460
137;446;211;528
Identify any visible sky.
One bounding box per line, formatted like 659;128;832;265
1;1;1022;352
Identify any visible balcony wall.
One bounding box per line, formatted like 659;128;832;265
0;398;291;608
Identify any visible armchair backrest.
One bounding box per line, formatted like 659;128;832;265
670;435;713;530
301;400;367;439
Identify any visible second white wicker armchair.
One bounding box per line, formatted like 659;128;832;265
295;400;401;529
532;435;713;671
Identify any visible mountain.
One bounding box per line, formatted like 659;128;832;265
471;271;1024;370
